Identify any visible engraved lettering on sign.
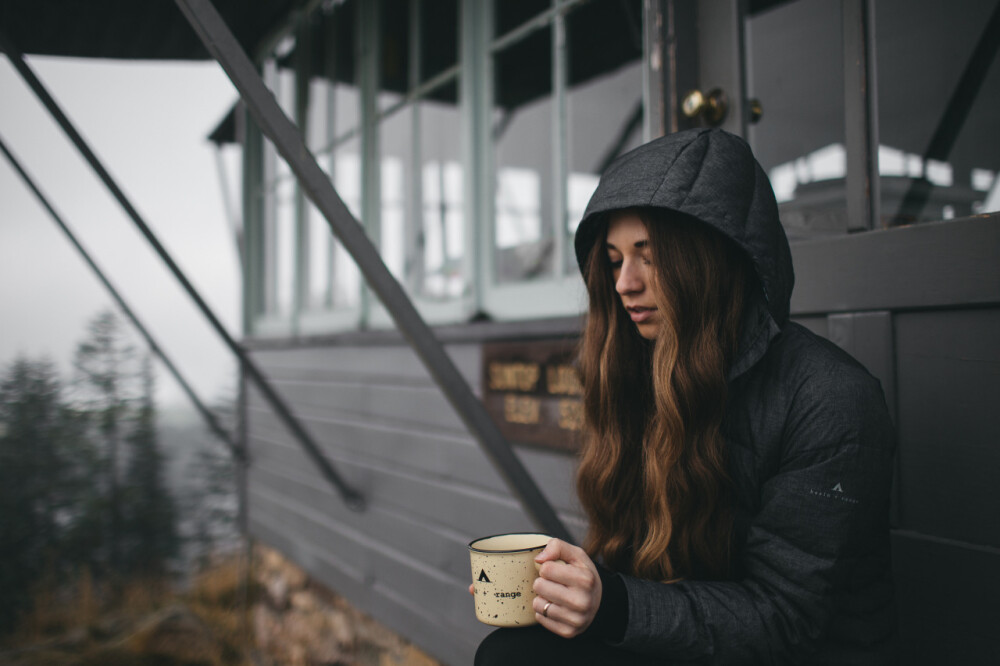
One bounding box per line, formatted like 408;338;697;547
489;362;541;392
557;399;584;431
504;394;541;424
546;364;583;395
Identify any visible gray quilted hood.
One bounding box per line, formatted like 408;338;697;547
574;128;795;330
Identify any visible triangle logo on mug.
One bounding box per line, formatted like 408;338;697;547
478;569;491;583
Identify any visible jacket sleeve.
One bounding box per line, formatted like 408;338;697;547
606;364;896;664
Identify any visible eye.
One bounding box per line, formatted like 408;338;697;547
608;258;623;269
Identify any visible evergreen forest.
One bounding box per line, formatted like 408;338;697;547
0;309;238;638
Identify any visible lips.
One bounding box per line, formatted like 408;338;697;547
626;306;656;323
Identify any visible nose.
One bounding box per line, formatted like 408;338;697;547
615;260;644;296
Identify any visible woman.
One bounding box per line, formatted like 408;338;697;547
476;129;897;665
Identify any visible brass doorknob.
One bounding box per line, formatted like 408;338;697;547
681;88;728;126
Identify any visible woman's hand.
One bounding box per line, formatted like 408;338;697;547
532;538;602;638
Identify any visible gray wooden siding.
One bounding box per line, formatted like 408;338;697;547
245;214;999;664
244;342;585;665
787;215;1000;664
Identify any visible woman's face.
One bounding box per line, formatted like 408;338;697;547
606;212;659;340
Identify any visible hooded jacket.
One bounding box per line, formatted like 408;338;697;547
574;129;898;665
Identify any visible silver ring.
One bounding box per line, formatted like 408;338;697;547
542;601;553;617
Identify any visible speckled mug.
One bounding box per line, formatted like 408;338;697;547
469;532;551;627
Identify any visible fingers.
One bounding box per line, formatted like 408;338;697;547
533;599;571;637
534;537;585;565
531;593;596;639
533;570;598;614
468;583;475;596
531;539;602;639
534;539;596;589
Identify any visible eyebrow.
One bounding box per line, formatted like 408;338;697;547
606;239;649;252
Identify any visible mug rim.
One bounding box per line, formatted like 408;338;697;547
468;532;551;554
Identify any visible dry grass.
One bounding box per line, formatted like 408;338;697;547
182;554;261;664
6;568;102;647
1;557;259;666
3;550;443;666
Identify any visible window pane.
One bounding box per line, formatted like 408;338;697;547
876;0;1000;223
379;108;412;282
565;0;643;271
332;139;363;307
323;1;360;137
420;0;459;82
495;0;551;37
303;2;361;313
493;28;554;283
307;202;332;310
273;177;296;316
265;40;298;122
380;0;410;111
420;90;465;299
746;0;846;241
264;54;299;181
307;77;331;155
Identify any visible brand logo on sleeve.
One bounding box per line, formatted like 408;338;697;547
809;481;859;504
478;570;491;583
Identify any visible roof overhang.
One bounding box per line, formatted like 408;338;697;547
0;0;299;61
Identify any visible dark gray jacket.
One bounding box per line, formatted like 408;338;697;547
575;129;897;664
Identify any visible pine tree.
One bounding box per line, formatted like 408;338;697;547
72;310;141;574
121;355;179;576
0;357;92;633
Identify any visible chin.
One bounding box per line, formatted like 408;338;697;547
636;324;659;341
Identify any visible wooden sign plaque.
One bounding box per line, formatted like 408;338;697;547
482;338;584;452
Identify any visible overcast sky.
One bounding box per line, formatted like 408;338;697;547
0;55;243;411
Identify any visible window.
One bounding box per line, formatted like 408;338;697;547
258;40;299;326
248;2;363;336
745;0;999;236
875;0;1000;224
746;0;847;241
304;6;362;317
374;0;465;312
245;0;649;336
484;0;644;317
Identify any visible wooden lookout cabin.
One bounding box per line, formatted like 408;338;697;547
3;0;998;662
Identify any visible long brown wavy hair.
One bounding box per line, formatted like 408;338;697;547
576;207;755;582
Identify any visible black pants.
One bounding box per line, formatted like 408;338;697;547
475;625;662;666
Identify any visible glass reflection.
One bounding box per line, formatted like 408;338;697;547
307;203;331;310
495;0;551;38
493;29;554;283
380;0;410;112
876;0;1000;223
746;0;846;240
420;0;459;82
379;108;411;285
306;65;361;310
307;78;330;155
420;96;465;299
273;177;296;316
332;141;362;307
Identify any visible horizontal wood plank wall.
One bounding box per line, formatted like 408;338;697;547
244;342;586;665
